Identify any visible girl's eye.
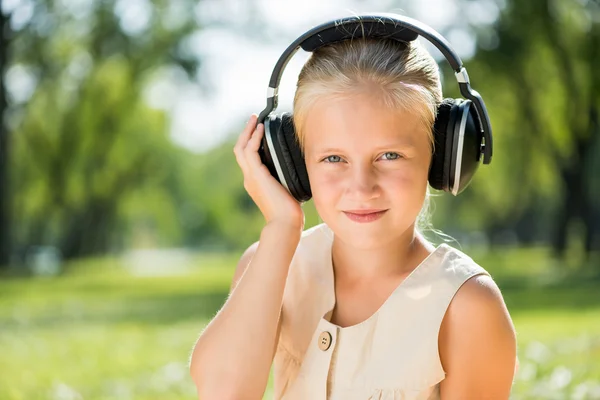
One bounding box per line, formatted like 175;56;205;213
324;155;343;163
381;152;402;160
322;153;403;163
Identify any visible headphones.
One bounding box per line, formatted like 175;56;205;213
257;13;493;202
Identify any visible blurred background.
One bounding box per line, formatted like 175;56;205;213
0;0;598;399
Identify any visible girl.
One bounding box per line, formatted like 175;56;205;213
190;21;518;400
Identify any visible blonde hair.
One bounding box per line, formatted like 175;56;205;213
293;36;444;237
293;37;443;152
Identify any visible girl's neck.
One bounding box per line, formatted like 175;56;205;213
330;226;434;285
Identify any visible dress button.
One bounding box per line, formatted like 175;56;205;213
318;331;332;351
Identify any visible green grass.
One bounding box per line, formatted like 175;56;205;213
0;247;599;399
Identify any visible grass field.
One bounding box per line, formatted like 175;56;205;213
0;246;599;399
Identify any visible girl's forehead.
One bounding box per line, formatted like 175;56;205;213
303;97;429;150
305;91;428;125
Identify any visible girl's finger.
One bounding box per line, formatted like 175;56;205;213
234;146;248;176
245;123;265;168
234;115;258;173
235;114;257;149
248;123;264;151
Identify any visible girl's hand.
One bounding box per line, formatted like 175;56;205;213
233;114;305;231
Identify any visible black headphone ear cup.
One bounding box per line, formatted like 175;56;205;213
429;99;455;191
443;99;464;193
448;100;483;195
279;113;312;201
259;113;311;202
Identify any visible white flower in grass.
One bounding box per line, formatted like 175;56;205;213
525;341;552;364
516;361;537;381
50;382;83;400
549;366;572;390
571;380;600;400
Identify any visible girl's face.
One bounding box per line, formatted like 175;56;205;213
302;92;433;249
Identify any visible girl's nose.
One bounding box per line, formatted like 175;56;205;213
345;165;381;201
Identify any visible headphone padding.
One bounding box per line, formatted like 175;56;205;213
442;99;463;192
264;115;302;201
278;113;312;202
429;99;454;191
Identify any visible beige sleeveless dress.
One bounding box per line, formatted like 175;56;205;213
272;223;491;400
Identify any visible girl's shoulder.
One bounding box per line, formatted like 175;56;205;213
433;242;491;280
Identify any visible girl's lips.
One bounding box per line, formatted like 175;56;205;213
343;210;387;223
343;209;386;214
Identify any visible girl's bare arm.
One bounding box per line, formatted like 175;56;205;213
189;222;301;400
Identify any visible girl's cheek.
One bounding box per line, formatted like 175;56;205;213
321;173;342;186
388;165;426;184
309;173;340;204
312;179;339;198
308;167;338;185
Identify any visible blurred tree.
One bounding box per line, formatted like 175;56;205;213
3;0;204;262
0;2;13;268
446;0;600;259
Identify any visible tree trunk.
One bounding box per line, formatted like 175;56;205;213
552;114;598;260
0;10;11;270
60;201;116;260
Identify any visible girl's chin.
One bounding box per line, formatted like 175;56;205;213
330;223;406;244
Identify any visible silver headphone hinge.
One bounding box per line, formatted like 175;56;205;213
455;67;470;84
267;86;278;98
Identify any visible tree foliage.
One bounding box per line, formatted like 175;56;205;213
461;0;600;256
2;0;598;268
5;0;203;260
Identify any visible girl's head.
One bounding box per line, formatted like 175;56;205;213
293;38;442;249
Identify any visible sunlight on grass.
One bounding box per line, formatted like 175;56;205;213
0;247;599;399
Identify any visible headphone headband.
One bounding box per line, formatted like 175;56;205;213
257;13;493;164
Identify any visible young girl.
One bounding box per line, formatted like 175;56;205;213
190;22;518;400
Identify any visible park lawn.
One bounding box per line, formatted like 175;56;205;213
0;247;599;400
